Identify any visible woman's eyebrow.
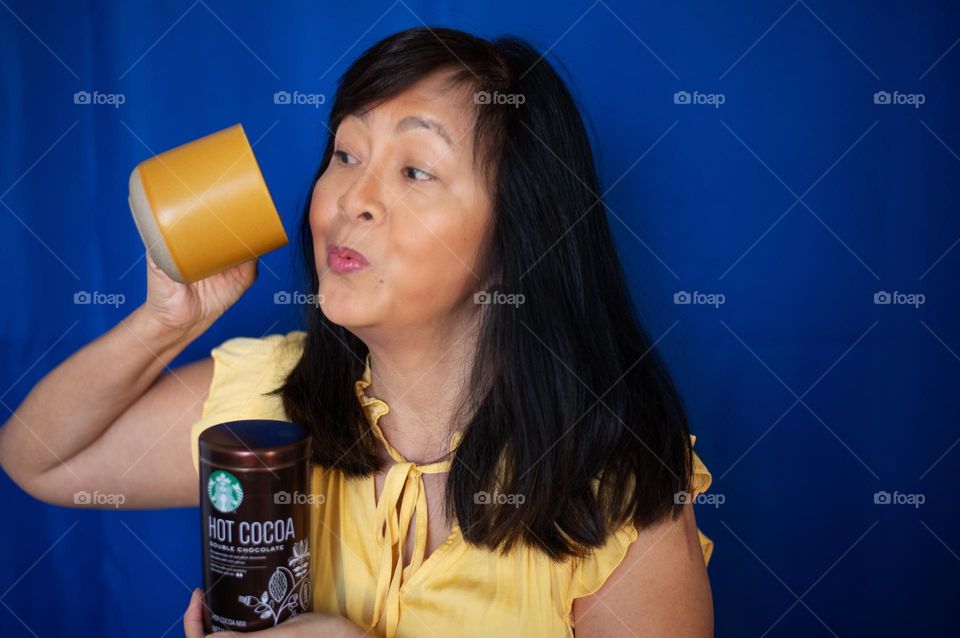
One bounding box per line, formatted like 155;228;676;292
394;115;454;147
345;110;455;148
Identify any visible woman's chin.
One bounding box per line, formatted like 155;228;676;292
318;295;374;329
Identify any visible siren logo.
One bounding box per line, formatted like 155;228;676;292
208;470;244;513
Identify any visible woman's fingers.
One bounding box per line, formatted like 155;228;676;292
182;588;248;638
183;586;318;637
183;588;206;638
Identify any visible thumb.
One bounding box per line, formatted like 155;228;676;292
183;588;206;638
145;250;167;276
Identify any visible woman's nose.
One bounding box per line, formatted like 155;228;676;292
337;171;385;224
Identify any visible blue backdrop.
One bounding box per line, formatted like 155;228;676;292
2;1;958;636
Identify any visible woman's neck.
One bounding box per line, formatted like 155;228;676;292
362;317;479;465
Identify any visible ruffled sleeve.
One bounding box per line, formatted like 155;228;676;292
689;434;714;565
189;330;306;475
561;434;714;624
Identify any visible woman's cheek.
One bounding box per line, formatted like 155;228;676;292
390;245;479;319
308;195;333;241
310;171;343;225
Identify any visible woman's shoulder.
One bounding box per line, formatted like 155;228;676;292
210;329;307;366
551;433;715;625
188;329;306;475
205;328;306;399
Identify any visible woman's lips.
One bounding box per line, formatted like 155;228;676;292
326;244;371;273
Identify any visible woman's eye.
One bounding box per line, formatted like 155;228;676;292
403;166;434;182
333;149;357;165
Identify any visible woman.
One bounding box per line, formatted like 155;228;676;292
0;27;715;637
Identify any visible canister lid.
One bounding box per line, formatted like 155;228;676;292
199;419;311;470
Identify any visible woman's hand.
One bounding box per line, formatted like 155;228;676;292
143;249;258;333
183;588;370;637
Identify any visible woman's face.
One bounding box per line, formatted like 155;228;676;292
309;71;493;337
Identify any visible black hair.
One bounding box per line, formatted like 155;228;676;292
270;26;694;561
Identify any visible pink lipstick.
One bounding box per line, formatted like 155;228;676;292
326;244;370;273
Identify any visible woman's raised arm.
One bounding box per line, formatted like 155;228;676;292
0;252;258;509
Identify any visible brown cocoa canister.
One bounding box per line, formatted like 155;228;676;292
198;419;313;633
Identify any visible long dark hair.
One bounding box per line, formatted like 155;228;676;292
270;26;694;561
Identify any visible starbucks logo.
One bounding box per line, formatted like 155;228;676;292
208;470;244;513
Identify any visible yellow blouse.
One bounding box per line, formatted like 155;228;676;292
190;330;715;637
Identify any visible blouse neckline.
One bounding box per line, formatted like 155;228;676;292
351;352;463;637
353;352;463;471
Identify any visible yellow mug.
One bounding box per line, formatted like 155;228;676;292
128;123;288;283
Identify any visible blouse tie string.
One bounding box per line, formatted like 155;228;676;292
354;354;463;638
